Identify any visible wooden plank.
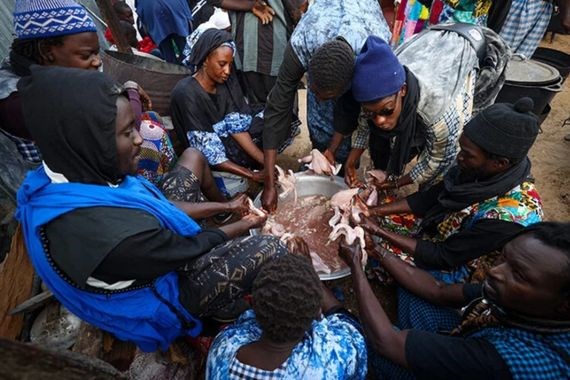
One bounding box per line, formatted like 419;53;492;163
0;225;35;340
0;338;125;379
10;290;53;316
95;0;133;54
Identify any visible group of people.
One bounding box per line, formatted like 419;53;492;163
1;0;569;379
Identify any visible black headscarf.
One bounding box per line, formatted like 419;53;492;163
9;50;35;77
18;65;126;185
421;157;532;229
369;67;425;176
187;28;233;69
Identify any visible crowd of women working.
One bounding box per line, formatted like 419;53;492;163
1;0;570;379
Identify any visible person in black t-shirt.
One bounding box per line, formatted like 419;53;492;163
341;222;570;380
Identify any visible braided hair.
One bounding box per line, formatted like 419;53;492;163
308;38;355;95
252;253;322;343
11;36;65;66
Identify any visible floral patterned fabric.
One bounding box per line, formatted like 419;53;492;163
375;180;543;282
206;309;368;380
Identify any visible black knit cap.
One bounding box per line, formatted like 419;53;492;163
463;97;539;160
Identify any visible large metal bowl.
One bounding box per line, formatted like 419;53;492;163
251;172;351;280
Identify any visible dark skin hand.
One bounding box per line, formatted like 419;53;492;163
359;215;418;256
345;148;365;188
172;193;250;220
218;212;268;239
367;197;413;217
324;131;345;167
214;161;265;183
261;148;278;212
339;241;409;366
218;0;275;23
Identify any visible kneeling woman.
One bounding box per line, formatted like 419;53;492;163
17;66;287;352
171;29;299;182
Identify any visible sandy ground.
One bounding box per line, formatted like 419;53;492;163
528;36;570;221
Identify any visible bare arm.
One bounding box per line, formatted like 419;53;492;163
172;194;250;220
340;243;409;367
368;198;414;217
262;44;305;212
214;160;263;182
173;201;231;219
375;248;467;307
218;213;267;239
231;132;265;165
360;216;418;255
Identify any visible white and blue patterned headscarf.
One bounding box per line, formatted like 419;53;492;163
13;0;97;40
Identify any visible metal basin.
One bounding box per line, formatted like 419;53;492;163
251;172;351;280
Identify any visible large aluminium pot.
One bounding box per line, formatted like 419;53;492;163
250;173;352;281
101;50;192;116
494;55;563;122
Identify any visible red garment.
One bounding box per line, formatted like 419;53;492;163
138;37;157;53
104;27;115;44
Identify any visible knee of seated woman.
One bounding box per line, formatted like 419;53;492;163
177;148;207;170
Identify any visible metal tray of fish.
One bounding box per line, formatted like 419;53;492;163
251;172;352;280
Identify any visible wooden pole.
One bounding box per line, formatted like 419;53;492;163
0;338;125;379
95;0;134;55
0;225;35;340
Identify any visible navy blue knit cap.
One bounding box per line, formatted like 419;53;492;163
14;0;97;40
352;36;405;103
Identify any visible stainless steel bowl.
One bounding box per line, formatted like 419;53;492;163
251;172;351;280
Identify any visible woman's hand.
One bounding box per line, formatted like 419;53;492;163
242;211;268;229
358;215;383;236
366;169;387;187
285;236;311;258
252;0;275;24
138;85;152;111
227;194;249;215
261;185;278;213
250;170;265;183
344;163;362;188
339;240;363;269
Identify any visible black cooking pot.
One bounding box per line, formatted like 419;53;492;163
532;47;570;83
495;55;563;120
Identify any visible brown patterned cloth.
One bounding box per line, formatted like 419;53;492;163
178;235;288;318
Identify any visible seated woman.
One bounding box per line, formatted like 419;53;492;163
206;253;367;379
16;66;287;352
171;29;299;182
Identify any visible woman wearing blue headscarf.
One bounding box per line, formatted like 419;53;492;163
16;66;286;352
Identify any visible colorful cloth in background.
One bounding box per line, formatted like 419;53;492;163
206;309;368;379
137;112;177;185
439;0;490;25
499;0;553;58
392;0;490;47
